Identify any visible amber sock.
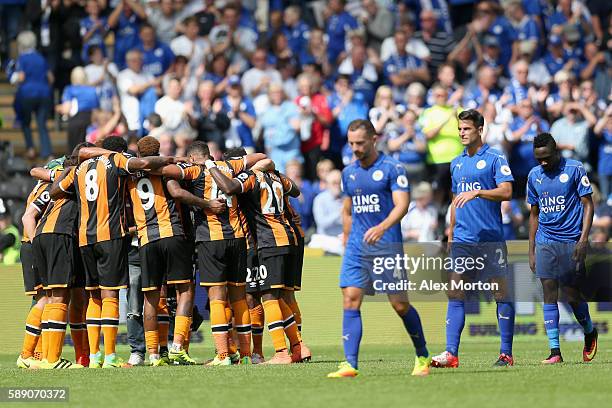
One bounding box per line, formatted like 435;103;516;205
45;303;68;363
279;299;301;347
210;300;229;357
21;306;43;359
288;299;303;333
145;330;159;356
231;300;252;357
262;299;287;352
173;315;191;349
249;305;264;356
86;297;102;355
101;297;119;356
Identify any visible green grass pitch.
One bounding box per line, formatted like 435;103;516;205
0;256;610;407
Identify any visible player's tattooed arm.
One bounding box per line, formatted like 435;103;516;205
453;181;512;208
209;167;243;195
342;197;352;248
364;190;409;245
528;204;540;273
166;179;226;213
574;195;594;262
30;167;52;182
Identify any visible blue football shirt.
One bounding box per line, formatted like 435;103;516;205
527;158;593;243
342;153;410;250
451;144;514;243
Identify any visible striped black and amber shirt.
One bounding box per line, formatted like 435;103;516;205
128;172;185;247
236;170;297;250
60;153;132;247
35;168;79;237
284;196;305;239
22;180;52;242
180;159;246;242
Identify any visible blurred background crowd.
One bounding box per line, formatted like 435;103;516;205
0;0;611;263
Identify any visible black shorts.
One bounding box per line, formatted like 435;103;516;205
197;238;247;286
21;242;42;295
257;246;297;292
294;237;305;291
513;175;528;199
246;248;260;294
429;163;452;197
140;236;194;291
80;237;129;290
32;234;78;289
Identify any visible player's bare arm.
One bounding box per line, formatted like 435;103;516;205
447;197;456;252
453;181;512;208
573;194;594;262
21;204;41;242
363;190;409;245
342;196;352;247
243;153;268;168
528;204;540;273
165;179;226;213
30;167;53;182
78;146;113;161
128;156;175;172
49;167;74;200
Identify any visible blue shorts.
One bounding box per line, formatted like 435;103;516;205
340;246;407;295
449;242;508;281
535;241;584;285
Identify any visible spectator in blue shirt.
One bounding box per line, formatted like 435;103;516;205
506;0;541;57
324;0;359;64
10;31;53;159
548;0;591;38
337;43;379;106
328;74;369;164
462;65;503;110
507;99;550;197
80;0;109;62
56;66;100;152
503;59;536;113
383;30;430;103
283;5;310;57
107;0;146;70
387;108;427;182
543;34;569;77
476;1;517;68
136;23;175;77
259;82;302;173
222;75;256;152
594;106;612;200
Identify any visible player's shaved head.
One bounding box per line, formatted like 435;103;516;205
223;147;247;160
187;141;210;163
137;136;160;157
533;132;560;172
102;136;128;153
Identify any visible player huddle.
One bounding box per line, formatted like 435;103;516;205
17;136;310;369
328;113;598;378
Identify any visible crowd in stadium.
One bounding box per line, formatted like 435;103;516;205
1;0;611;254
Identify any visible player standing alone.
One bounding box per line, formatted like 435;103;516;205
527;133;598;364
328;119;430;378
431;109;516;368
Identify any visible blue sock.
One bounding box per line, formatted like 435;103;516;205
445;300;465;356
543;303;560;350
400;306;428;357
496;302;515;355
570;302;593;334
342;309;362;369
